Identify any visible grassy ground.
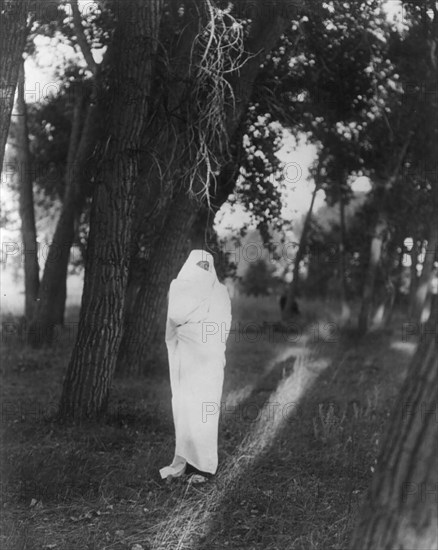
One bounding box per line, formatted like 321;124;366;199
0;297;417;549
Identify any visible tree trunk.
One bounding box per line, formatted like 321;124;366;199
116;190;200;376
408;240;420;318
337;183;351;324
0;0;28;171
119;147;241;375
120;0;297;375
358;126;416;333
58;0;163;421
358;215;388;334
382;242;400;327
394;240;407;308
413;222;438;322
367;237;399;329
349;297;438;550
28;95;93;346
122;2;204;323
28;3;102;341
16;62;39;320
283;177;319;320
51;272;68;326
372;261;396;330
29;207;76;346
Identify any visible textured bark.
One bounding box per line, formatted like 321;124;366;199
120;0;299;376
358;215;388;334
130;0;299;259
16;62;39;320
349;298;438;549
118;151;241;377
0;0;28;171
124;2;203;316
58;0;163;421
116;189;199;375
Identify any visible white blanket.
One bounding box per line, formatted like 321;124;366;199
159;250;231;479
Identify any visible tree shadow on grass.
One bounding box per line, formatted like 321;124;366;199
0;318;417;549
154;328;416;550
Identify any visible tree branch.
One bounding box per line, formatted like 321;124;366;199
70;0;98;75
66;92;84;169
226;0;304;137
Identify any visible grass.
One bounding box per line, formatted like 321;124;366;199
0;296;417;549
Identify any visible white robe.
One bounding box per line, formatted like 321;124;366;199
159;250;232;479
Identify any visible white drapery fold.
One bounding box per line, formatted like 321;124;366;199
159;250;232;479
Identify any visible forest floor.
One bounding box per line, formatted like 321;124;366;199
0;297;418;550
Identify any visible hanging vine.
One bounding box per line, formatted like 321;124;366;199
183;0;248;206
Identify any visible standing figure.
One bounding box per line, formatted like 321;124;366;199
159;250;232;482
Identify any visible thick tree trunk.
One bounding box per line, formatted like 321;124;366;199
119;150;241;377
16;62;39;320
283;178;319;320
413;222;438;322
116;190;200;376
0;1;28;171
349;297;438;550
120;1;298;374
29;96;93;346
122;3;203;322
58;0;163;421
129;0;298;265
358;215;388;334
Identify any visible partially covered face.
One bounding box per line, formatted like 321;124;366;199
196;261;210;272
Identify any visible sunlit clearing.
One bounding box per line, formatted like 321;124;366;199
153;348;330;549
223;341;310;411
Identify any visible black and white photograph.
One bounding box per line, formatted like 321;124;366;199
0;0;437;548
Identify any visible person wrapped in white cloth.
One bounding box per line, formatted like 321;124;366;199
159;250;232;481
